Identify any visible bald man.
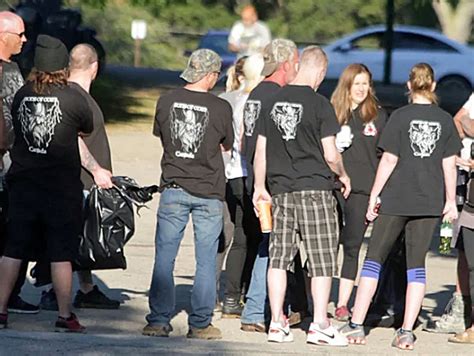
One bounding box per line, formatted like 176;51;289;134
0;11;39;315
39;44;120;311
228;5;271;57
253;46;350;345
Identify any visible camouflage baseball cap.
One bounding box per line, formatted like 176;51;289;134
180;49;222;83
261;39;297;77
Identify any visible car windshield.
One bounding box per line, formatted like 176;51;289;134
200;34;229;55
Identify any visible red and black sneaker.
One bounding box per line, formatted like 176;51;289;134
0;313;7;329
55;312;86;333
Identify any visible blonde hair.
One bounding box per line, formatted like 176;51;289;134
242;53;264;92
331;63;378;125
225;57;246;92
408;63;438;104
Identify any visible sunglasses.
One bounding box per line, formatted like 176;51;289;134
1;31;26;39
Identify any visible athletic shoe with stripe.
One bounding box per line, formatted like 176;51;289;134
267;319;294;343
307;322;348;346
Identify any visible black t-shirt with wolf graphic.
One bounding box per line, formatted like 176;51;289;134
8;82;94;198
242;81;281;191
260;85;340;195
1;61;24;149
378;103;462;216
153;88;233;201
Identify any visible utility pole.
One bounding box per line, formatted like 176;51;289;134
131;20;147;68
384;0;394;85
134;39;142;67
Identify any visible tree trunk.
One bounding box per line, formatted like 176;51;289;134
432;0;474;43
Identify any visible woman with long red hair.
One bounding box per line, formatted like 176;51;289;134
330;63;387;321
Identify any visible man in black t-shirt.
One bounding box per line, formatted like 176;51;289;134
0;11;39;315
143;49;233;340
39;44;120;311
253;46;351;345
0;35;93;332
240;38;301;332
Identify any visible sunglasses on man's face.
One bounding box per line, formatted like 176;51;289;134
2;31;26;39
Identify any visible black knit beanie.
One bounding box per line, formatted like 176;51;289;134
34;35;69;73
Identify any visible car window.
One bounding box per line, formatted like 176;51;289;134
200;34;229;55
394;32;457;52
349;32;384;50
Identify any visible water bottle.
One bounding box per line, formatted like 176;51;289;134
439;221;453;255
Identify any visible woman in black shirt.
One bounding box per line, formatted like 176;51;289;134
340;63;461;350
330;63;387;321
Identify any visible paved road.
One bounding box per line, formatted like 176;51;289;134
1;120;471;355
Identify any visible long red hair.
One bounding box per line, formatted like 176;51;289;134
331;63;378;124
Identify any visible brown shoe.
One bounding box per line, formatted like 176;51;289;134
240;321;266;333
142;323;173;337
288;311;307;327
187;324;222;340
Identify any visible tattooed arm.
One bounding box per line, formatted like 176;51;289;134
78;137;113;189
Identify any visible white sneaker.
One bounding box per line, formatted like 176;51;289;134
267;320;294;343
307;322;348;347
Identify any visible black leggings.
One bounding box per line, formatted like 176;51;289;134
363;215;439;282
460;227;474;305
340;193;369;280
224;177;260;299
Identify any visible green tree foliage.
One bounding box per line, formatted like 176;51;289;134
67;0;470;69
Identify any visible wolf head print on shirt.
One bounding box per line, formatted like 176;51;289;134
270;102;303;141
408;120;441;158
170;102;209;159
243;100;261;137
18;97;62;154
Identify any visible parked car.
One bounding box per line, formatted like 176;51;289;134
195;30;236;72
324;25;474;97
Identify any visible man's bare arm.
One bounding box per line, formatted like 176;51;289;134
78;137;113;189
321;136;351;198
453;107;467;139
460;112;474;138
78;137;99;173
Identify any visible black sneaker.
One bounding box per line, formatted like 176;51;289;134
222;297;243;319
40;289;59;311
7;296;39;314
73;285;120;309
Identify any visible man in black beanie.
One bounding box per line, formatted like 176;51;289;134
0;35;93;332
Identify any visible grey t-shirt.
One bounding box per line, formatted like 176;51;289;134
378;103;462;216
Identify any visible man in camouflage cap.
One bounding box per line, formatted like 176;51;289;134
180;49;222;83
260;38;298;77
144;48;234;340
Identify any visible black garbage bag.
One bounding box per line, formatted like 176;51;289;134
31;176;159;286
74;176;159;271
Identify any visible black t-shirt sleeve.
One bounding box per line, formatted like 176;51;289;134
77;95;94;135
443;118;462;158
378;111;401;156
220;100;234;149
318;97;340;138
255;103;269;138
152;98;162;137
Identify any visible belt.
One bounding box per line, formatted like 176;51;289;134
159;182;181;192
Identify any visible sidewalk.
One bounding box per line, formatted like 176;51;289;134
1;120;471;355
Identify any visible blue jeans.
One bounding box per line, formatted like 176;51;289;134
240;233;269;324
146;188;223;328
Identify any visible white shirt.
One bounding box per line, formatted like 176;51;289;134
219;90;249;179
460;93;474;163
228;20;271;57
